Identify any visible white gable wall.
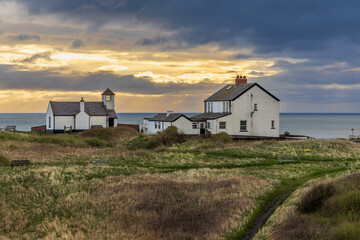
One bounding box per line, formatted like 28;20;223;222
172;116;198;135
46;103;54;131
218;85;279;137
75;111;90;130
90;116;107;128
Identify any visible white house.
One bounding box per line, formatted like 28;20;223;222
142;110;198;135
190;76;280;138
46;88;118;133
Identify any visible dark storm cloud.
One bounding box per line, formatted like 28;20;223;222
9;34;40;41
10;0;360;53
71;39;85;48
0;65;220;94
255;59;360;104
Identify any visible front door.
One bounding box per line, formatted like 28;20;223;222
109;118;114;127
200;122;205;134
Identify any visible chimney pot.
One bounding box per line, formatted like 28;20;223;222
235;75;247;86
166;109;174;116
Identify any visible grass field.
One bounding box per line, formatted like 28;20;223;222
1;127;360;239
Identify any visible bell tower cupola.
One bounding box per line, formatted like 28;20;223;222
102;88;115;110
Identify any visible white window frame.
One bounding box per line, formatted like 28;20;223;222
106;95;111;101
219;121;226;129
271;120;275;129
240;120;247;132
155;122;157;129
207;122;210;129
254;103;258;111
192;122;198;129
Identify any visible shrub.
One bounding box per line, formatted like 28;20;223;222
0;154;10;166
157;126;185;146
298;182;336;213
211;132;232;143
126;135;151;150
85;138;108;148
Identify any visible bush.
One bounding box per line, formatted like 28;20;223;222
85;138;108;148
158;126;185;146
0;154;10;166
298;182;336;213
126;126;185;150
126;135;151;150
211;132;232;143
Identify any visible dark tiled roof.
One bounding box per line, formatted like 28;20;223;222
85;102;108;116
108;109;118;119
148;113;185;122
102;88;115;95
205;83;280;102
51;101;109;116
190;113;231;121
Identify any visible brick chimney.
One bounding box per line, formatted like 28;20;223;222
235;75;247;87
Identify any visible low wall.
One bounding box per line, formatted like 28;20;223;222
31;125;46;133
117;124;140;132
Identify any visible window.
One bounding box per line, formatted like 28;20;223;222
271;120;275;129
226;102;229;112
49;116;51;128
210;102;213;113
254;103;258;111
106;95;111;101
192;122;198;129
200;123;205;129
240;120;247;131
207;102;211;113
207;122;210;129
219;121;226;129
155;122;157;129
223;102;226;113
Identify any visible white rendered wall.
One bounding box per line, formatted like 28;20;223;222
219;85;279;137
54;116;75;130
143;117;197;135
45;103;54;130
90;116;107;128
172;117;198;135
75;111;90;130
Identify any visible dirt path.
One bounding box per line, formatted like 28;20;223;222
240;192;291;240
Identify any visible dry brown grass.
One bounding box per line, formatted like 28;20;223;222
89;173;272;240
0;169;273;240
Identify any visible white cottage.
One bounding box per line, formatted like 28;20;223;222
46;88;118;133
142;110;197;135
190;76;280;138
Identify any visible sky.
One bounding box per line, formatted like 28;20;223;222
1;0;360;113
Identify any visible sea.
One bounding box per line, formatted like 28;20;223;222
1;113;360;139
